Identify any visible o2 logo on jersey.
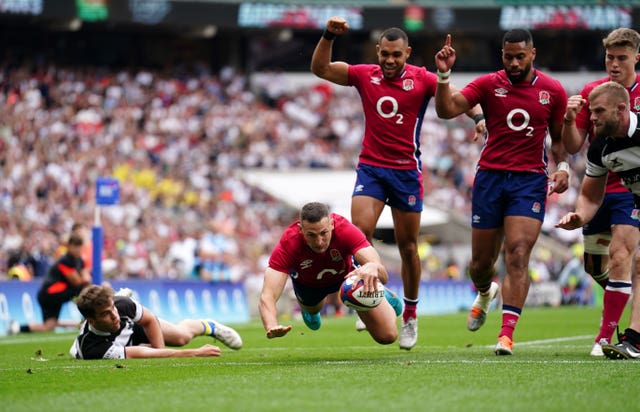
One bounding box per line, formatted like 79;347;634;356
376;96;403;124
506;108;533;136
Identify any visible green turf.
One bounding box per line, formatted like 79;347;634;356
1;306;639;412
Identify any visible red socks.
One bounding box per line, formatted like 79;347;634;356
499;305;522;340
403;298;418;322
596;281;632;343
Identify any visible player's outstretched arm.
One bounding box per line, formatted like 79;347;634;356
310;16;349;86
266;325;293;339
125;344;221;359
555;175;606;230
259;267;292;339
555;212;586;230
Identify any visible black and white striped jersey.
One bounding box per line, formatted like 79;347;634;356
69;296;145;360
586;112;640;199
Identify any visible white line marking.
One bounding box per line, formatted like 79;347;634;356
482;334;594;349
0;334;601;372
0;334;75;345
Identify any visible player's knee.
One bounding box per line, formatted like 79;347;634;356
43;319;58;331
372;329;398;345
609;248;632;270
397;242;418;259
469;261;494;279
172;333;192;346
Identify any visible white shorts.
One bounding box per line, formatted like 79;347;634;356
583;233;612;255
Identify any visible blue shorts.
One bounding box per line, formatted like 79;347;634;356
471;170;547;229
353;163;423;212
583;192;640;235
292;281;342;307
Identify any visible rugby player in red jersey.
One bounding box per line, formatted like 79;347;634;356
435;29;570;355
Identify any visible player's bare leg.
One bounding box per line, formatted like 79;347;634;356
159;318;242;350
351;195;385;328
495;216;542;355
351;196;385;244
468;227;503;332
357;299;398;344
391;208;421;350
601;248;640;359
627;252;640;333
584;225;637;355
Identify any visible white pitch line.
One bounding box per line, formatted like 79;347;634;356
0;334;599;372
482;334;593;349
0;333;595;349
0;334;75;345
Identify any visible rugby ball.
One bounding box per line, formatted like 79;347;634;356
340;276;385;312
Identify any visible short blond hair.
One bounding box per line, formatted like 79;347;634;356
603;28;640;52
589;81;630;109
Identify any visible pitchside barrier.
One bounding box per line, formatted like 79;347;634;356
0;280;250;337
0;279;514;337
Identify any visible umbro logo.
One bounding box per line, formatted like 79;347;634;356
494;88;508;97
370;76;382;85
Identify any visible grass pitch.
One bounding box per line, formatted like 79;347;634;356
1;305;638;412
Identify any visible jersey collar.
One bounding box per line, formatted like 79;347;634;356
628;111;638;137
88;322;112;336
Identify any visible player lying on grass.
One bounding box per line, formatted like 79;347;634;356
70;285;242;359
259;202;403;345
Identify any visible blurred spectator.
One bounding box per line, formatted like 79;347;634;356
558;244;593;305
163;228;198;279
0;62;583;284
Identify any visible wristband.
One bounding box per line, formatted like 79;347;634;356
322;29;336;41
557;161;570;176
437;70;451;84
472;114;485;125
563;116;575;125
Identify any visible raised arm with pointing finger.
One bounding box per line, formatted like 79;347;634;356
310;19;484;350
434;29;569;356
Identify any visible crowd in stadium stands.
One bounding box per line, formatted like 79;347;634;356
0;64;586;285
